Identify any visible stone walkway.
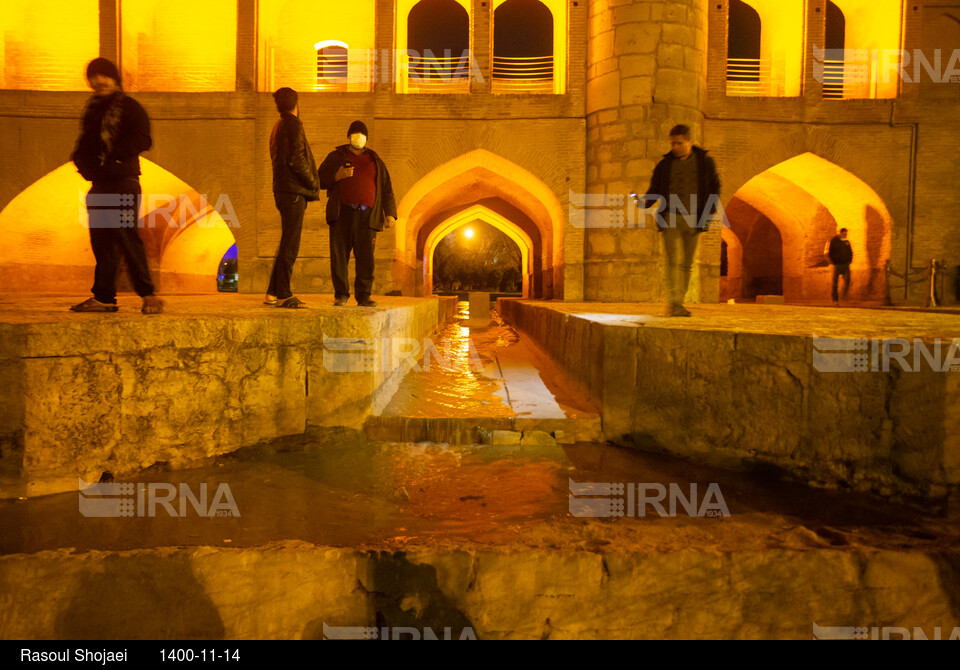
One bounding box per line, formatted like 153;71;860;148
0;292;424;324
517;300;960;339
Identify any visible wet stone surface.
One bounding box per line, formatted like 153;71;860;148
1;432;957;557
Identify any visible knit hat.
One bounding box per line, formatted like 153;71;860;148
86;58;121;85
347;120;368;137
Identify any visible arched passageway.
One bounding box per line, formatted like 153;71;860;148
721;153;892;303
396;149;564;299
0;160;237;294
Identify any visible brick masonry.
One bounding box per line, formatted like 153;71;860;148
0;0;957;304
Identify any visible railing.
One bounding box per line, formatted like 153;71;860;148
821;60;846;99
820;59;876;99
313;50;375;92
725;57;770;96
492;55;554;94
404;54;471;93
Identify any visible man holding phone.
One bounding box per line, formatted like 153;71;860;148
318;120;397;307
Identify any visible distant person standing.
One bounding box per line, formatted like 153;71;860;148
318;121;397;308
70;58;162;314
826;228;853;305
264;87;320;309
641;124;721;317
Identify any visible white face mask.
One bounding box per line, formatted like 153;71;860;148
349;133;367;150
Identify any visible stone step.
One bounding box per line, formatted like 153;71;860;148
363;415;603;445
3;541;958;639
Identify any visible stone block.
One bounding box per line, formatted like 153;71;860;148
481;429;522;445
615;23;661;54
520;430;556;446
586;71;620;114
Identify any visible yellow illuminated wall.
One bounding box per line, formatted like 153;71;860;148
258;0;376;92
0;0;98;90
741;0;804;97
831;0;903;99
121;0;237;92
493;0;567;94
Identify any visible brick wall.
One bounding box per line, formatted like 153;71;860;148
0;0;587;301
1;0;957;305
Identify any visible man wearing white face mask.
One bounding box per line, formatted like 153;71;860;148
318;120;397;307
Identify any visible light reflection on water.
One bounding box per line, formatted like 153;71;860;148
0;437;947;556
382;301;519;418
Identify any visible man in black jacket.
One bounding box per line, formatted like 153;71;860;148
318;121;397;308
641;125;721;317
70;58;163;314
826;228;854;305
265;87;320;309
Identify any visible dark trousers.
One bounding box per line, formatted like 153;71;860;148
832;263;851;302
267;192;307;300
86;179;155;304
329;205;376;301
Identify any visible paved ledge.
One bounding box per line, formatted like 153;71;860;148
499;299;960;501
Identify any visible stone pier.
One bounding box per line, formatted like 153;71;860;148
0;294;457;497
499;299;960;501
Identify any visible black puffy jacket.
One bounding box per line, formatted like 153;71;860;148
270;113;320;201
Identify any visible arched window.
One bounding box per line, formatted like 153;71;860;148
493;0;553;93
726;0;804;97
402;0;471;92
822;1;846;99
258;0;375;93
820;0;902;99
315;41;348;90
727;0;762;95
919;11;960;101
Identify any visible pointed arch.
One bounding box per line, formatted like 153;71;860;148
725;152;893;302
0;159;236;294
423;205;535;297
395;148;565;298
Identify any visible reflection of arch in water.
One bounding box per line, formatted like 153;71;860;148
0;160;236;294
723;153;892;303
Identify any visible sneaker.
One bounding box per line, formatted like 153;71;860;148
357;299;378;308
141;295;164;314
333;297;348;307
70;297;118;313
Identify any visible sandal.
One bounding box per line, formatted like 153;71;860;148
70;298;118;313
278;296;307;309
264;294;278;306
